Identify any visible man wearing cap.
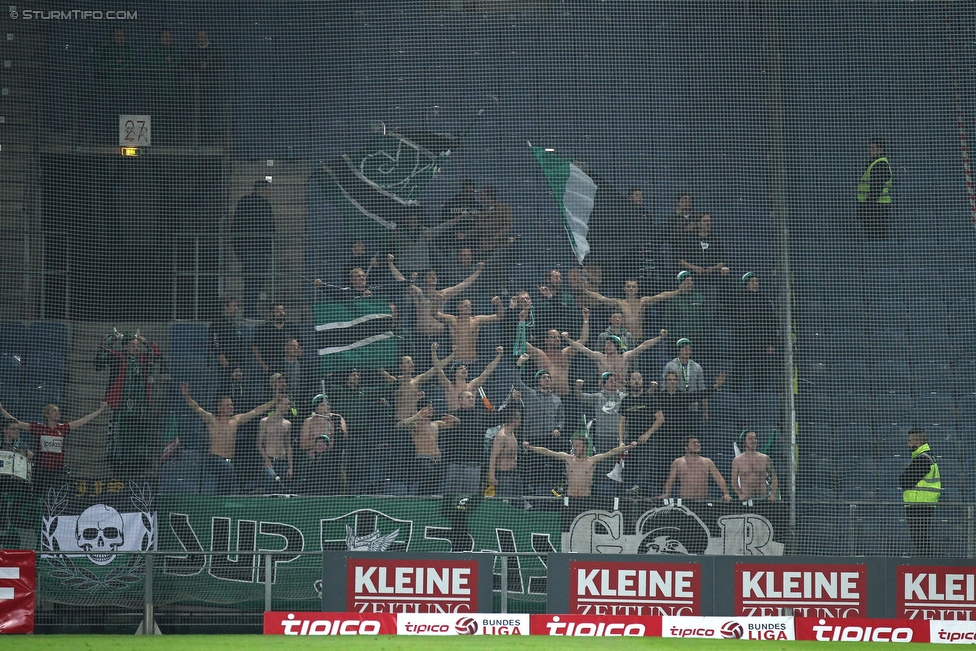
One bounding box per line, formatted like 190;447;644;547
523;308;591;396
298;433;344;495
300;394;348;453
662;337;710;420
662;271;711;346
516;355;566;492
732;272;778;393
575;372;629;492
899;429;941;555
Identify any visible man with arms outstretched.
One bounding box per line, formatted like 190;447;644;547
181;382;277;495
523;433;635;498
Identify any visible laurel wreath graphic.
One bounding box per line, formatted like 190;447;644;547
41;481;155;592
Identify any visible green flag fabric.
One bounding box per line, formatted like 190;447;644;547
314;299;398;374
532;146;597;264
317;129;460;241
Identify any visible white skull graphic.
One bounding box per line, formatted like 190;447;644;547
75;504;125;565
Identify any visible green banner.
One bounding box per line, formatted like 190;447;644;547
39;494;561;611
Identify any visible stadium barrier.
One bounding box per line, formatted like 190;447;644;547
261;612;976;643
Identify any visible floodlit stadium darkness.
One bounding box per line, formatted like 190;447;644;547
0;0;975;633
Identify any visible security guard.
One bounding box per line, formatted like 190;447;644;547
899;429;941;556
856;138;893;239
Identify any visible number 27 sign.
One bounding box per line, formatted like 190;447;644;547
119;115;151;146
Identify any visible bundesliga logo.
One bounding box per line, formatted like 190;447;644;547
721;621;744;639
455;617;478;635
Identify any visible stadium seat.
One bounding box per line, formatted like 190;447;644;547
22;321;68;420
0;321;26;413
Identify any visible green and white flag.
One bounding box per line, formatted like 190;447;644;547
314;299;398;374
532;146;597;264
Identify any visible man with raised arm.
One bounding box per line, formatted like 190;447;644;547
564;328;668;379
523;433;635;498
0;400;109;490
434;345;504;412
435;296;505;372
257;394;294;488
180;382;277;495
377;342;456;422
387;255;485;339
396;403;459;496
731;430;778;502
515;356;566;491
655;437;733;503
618;371;665;495
583;278;685;341
523;308;590;397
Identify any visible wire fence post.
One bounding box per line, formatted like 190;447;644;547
265;553;273;613
143;553;155;636
499;554;508;614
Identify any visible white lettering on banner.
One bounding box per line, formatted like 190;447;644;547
279;614;383;636
576;568;694;598
899;568;976;620
931;620;976;644
0;567;20;580
735;564;866;617
570;562;701;615
541;617;648;637
349;561;478;614
811;620;915;643
353;566;470;596
395;613;529;635
662;616;794;641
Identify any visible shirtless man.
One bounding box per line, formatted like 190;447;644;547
564;328;668;379
299;394;348;452
655;437;733;502
583;278;685;340
257;395;294;482
731;430;778;502
434;345;505;412
388;255;484;337
181;382;277;495
524;308;590;396
435;296;504;363
378;343;454;421
488;408;522;496
522;434;635;498
396;404;459;495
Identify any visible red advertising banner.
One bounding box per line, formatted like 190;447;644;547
530;614;663;636
263;612;397;635
795;617;930;643
347;558;478;613
896;566;976;620
734;562;867;617
0;550;35;635
569;560;700;616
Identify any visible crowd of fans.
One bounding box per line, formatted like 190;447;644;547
179;182;782;501
0;183;781;508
